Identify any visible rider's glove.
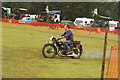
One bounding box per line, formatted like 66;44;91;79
58;36;64;40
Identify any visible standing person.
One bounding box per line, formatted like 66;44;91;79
58;25;74;54
84;21;88;27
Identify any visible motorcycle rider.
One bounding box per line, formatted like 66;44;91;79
58;24;74;54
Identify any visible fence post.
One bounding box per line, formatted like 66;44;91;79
101;25;109;80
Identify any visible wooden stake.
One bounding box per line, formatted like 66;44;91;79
101;25;109;80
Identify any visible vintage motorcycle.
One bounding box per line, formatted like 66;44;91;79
42;36;83;59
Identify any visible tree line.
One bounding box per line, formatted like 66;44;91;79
2;2;119;21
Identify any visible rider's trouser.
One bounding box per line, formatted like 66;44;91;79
63;40;73;53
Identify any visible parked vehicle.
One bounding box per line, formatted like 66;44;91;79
18;17;33;24
109;21;119;31
74;18;94;27
25;14;38;19
61;20;75;26
42;36;83;59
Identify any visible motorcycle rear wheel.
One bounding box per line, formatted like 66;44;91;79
71;47;82;59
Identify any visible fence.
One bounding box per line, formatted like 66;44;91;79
106;45;120;79
1;18;120;35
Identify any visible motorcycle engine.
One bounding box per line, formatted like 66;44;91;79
60;50;66;54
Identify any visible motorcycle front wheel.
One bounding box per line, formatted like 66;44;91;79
42;44;57;58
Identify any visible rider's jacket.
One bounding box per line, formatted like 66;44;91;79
61;30;74;41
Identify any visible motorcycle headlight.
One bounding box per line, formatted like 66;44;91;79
50;36;54;40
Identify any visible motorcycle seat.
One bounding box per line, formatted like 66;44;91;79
73;41;80;44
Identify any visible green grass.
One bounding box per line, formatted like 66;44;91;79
2;23;118;78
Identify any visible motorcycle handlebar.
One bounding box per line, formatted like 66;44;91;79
57;38;61;41
57;36;64;41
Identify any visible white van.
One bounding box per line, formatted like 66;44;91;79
74;18;94;27
109;21;119;31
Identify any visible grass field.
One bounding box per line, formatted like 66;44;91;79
2;22;118;78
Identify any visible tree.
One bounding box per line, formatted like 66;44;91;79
2;2;119;20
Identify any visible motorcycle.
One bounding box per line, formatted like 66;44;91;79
42;36;83;59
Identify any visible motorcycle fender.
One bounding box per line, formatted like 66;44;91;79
44;43;54;45
75;44;83;51
45;41;52;44
76;44;80;47
44;41;57;46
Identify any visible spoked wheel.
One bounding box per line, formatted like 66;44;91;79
42;44;57;58
71;47;83;59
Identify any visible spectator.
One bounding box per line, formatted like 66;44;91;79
84;21;88;27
